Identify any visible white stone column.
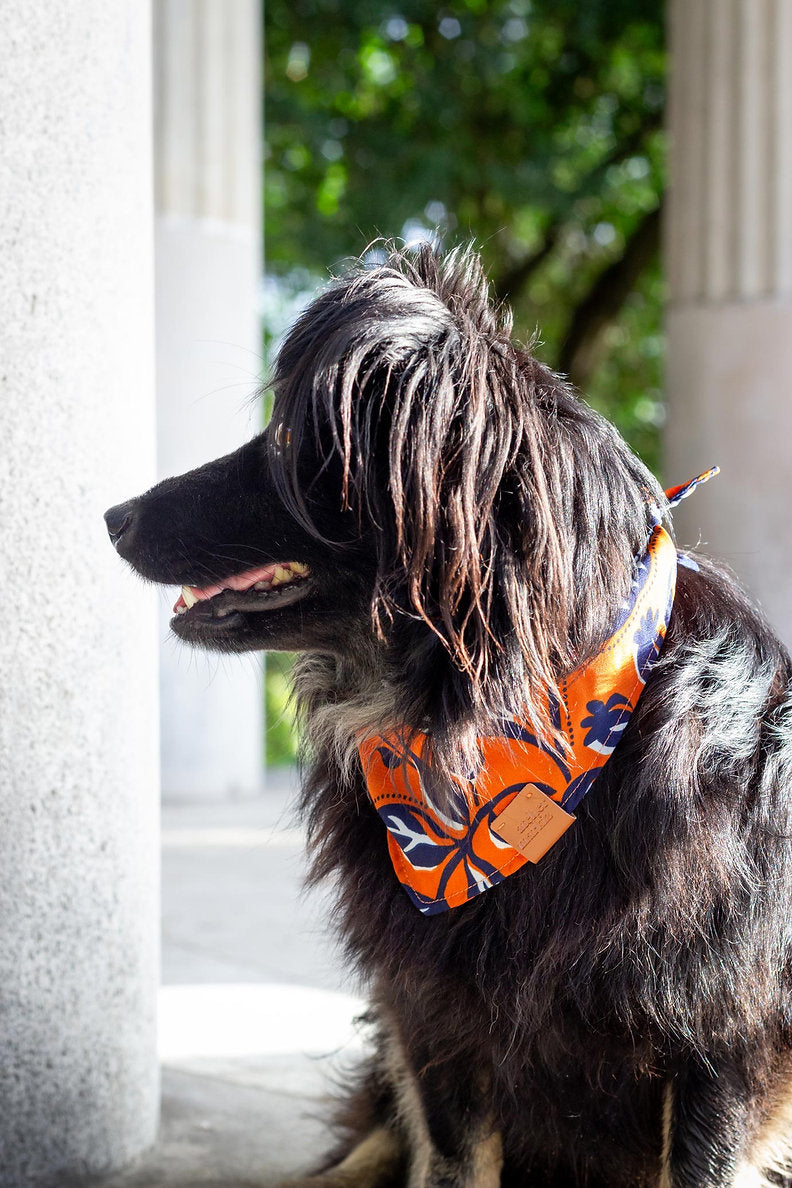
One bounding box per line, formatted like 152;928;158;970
154;0;265;801
0;3;159;1182
666;0;792;645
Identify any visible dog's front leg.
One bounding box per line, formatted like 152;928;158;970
660;1060;768;1188
385;1023;502;1188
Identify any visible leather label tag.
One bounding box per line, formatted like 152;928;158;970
492;784;575;862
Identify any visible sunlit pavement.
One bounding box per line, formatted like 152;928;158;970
97;770;367;1188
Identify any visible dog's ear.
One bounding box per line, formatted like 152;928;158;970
358;248;576;745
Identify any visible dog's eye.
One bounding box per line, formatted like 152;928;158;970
272;423;292;451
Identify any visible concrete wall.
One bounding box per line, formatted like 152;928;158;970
154;0;264;801
0;2;159;1183
666;0;792;646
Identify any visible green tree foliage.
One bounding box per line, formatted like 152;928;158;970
265;650;299;768
264;0;667;765
265;0;667;466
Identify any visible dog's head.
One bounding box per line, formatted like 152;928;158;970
106;244;664;777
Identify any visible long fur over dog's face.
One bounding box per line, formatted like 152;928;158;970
107;245;792;1187
268;247;669;787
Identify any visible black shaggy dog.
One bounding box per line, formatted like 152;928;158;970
106;245;792;1188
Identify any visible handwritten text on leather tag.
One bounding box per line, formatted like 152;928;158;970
492;784;575;862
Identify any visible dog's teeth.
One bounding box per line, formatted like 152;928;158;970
181;586;198;609
272;566;291;586
174;605;187;615
253;580;271;590
290;562;309;576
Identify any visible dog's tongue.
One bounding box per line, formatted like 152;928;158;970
173;564;279;612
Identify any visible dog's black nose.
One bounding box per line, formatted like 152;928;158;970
104;501;135;547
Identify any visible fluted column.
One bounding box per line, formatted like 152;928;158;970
0;3;158;1182
154;0;264;800
666;0;792;645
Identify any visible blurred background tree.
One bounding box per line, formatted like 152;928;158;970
263;0;666;764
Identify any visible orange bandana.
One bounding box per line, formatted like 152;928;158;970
359;469;719;915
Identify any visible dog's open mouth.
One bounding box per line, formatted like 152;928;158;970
171;561;312;627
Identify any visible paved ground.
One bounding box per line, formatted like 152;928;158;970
97;771;368;1188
